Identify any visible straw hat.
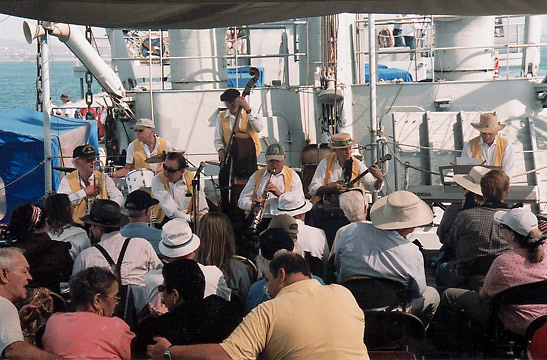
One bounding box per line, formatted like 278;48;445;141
159;219;200;258
453;166;490;196
132;118;155;130
471;112;506;133
272;193;313;217
370;191;433;230
329;133;357;149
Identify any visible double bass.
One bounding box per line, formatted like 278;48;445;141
219;67;261;217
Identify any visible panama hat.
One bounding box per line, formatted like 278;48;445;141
329;133;357;149
453;166;490;196
159;219;200;258
370;190;433;230
471;112;506;133
132;118;155;130
80;199;129;227
272;193;313;217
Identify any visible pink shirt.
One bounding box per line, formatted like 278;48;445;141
42;312;134;359
483;245;547;335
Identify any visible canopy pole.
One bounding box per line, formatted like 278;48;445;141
41;32;53;196
368;14;378;202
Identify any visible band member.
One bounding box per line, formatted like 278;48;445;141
57;144;124;225
308;133;383;200
112;118;173;178
460;112;515;178
238;143;304;232
151;151;208;226
215;88;263;216
307;133;383;247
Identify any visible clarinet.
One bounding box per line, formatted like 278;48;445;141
249;175;272;232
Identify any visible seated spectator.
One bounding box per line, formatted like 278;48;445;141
0;248;59;359
332;190;439;326
8;204;73;294
195;212;256;300
144;218;231;310
42;267;134;359
120;190;162;256
254;214;299;279
135;259;242;356
45;193;91;260
147;252;368;360
435;208;547;351
272;192;329;263
245;227;324;314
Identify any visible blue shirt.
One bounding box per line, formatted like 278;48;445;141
245;275;324;314
120;222;162;255
334;221;426;298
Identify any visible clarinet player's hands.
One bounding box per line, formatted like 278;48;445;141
252;195;264;211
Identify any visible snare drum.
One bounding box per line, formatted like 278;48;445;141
125;169;155;193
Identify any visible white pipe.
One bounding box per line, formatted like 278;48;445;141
24;21;125;98
41;33;53;195
522;15;542;77
368;14;378;201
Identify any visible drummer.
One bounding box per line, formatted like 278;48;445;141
57;144;124;225
112;118;173;178
151;151;209;226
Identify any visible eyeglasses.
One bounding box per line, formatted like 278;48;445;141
163;164;180;173
136;129;146;133
158;284;168;292
84;157;96;163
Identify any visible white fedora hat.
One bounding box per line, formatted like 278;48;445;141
453;166;490;196
272;193;313;217
159;218;200;258
370;191;433;230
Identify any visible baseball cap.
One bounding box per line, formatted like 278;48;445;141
265;143;285;161
494;208;539;236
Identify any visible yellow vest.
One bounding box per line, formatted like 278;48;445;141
153;170;195;224
66;170;108;225
132;137;167;169
470;135;507;167
310;153;360;204
247;166;294;217
220;109;262;156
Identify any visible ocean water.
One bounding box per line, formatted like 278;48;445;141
1;48;547;112
0;61;102;112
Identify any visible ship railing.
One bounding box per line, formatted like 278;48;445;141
355;15;545;83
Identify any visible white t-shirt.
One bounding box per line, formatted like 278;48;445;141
0;296;24;355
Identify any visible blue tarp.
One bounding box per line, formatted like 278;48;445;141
364;64;413;83
0;108;98;223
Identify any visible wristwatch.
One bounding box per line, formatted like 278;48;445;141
164;345;173;360
246;109;252;114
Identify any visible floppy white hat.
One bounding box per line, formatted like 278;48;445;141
370;190;433;230
453;166;490;196
494;208;539;237
159;219;200;257
272;193;313;217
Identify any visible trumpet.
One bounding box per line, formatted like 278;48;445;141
249;175;272;232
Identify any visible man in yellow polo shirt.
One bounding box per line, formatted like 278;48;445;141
461;112;514;178
147;252;368;360
113;118;172;178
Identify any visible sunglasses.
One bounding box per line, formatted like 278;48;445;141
158;284;168;292
163;164;180;173
84;157;96;163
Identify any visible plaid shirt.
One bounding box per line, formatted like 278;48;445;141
447;202;512;267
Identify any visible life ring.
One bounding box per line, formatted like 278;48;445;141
378;29;394;48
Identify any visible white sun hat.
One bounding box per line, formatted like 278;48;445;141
453;166;490;196
370;190;433;230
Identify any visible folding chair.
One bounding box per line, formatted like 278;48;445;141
342;276;411;311
364;310;425;352
491;280;547;358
